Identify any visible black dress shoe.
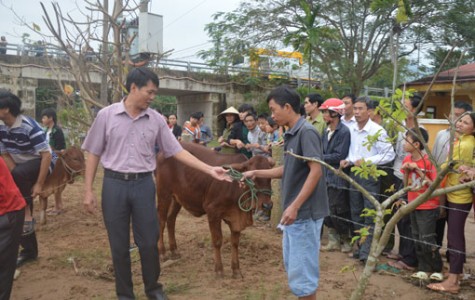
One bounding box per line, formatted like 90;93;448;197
16;254;37;267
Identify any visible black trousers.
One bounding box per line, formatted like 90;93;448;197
410;209;442;273
393;177;417;267
324;186;351;238
102;174;165;300
0;209;25;300
11;159;41;258
348;173;380;260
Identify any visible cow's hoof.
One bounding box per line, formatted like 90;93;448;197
215;270;224;278
39;211;46;225
169;252;181;260
160;254;169;261
232;270;243;279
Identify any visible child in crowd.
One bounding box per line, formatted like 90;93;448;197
244;113;268;157
41;108;66;151
182;111;202;143
265;116;281;144
400;128;443;281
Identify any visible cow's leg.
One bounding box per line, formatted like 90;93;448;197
53;186;65;211
156;192;171;260
207;217;224;276
230;230;243;279
39;196;47;225
167;199;182;260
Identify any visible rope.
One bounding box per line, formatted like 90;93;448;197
226;167;272;216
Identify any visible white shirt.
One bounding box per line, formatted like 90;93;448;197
346;119;395;165
341;115;357;128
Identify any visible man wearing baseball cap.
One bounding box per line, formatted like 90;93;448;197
318;98;352;253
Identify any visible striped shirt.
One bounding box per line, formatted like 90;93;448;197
0;115;55;171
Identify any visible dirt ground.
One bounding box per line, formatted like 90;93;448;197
10;169;475;300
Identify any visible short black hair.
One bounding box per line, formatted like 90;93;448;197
454;101;473;112
367;100;380;110
354;96;371;108
267;116;277;127
244;113;258;120
266;85;300;114
306;93;324;107
0;90;22;117
125;67;159;93
341;94;357;104
238;103;255;114
41;108;58;124
408;93;423;115
258;113;268;119
190;111;204;119
405;127;429;150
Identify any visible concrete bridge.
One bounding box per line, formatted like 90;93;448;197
0;53;268;135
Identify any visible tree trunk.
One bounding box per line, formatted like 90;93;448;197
270;145;284;228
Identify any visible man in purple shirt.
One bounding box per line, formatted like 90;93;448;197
82;67;229;300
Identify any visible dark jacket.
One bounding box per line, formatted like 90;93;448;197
227;121;252;158
47;124;66;150
171;124;182;139
322;121;350;188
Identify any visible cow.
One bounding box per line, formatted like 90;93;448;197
156;142;273;278
38;146;85;225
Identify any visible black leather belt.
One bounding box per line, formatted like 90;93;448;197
104;169;152;181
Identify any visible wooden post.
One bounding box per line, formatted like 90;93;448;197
270;144;284;229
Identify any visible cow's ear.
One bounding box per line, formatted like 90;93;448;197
227;162;247;173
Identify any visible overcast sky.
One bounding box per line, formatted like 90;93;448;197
0;0;242;61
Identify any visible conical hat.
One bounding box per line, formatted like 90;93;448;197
219;106;239;116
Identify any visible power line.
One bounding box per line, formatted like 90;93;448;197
164;0;208;29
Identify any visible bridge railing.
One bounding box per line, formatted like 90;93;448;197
153;58;293;79
0;42;314;83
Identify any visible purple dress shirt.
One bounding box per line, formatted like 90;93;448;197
82;100;182;173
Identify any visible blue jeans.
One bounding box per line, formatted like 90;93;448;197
283;218;323;297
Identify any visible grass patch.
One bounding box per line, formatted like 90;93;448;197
165;281;193;294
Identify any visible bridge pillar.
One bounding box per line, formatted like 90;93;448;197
176;92;226;138
0;66;37;117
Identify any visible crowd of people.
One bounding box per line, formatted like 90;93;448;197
1;66;474;299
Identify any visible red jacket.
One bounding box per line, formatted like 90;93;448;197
0;158;26;215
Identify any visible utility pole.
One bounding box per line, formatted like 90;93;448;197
100;0;109;105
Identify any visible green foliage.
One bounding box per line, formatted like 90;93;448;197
150;95;177;115
200;0;447;95
363;129;384;151
351;161;387;180
57;107;89;147
360;208;377;218
364;58;418;88
340;264;357;273
427;47;475;73
35;87;61;120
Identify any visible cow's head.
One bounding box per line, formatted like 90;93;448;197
58;146;85;179
228;155;273;218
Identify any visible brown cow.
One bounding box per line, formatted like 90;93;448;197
38;146;85;225
156;142;272;277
